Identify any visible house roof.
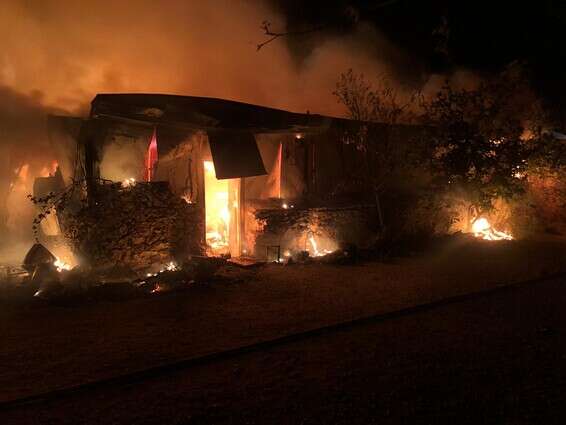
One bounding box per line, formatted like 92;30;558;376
91;93;338;133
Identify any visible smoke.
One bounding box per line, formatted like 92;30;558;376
0;0;412;116
0;0;421;261
0;86;60;248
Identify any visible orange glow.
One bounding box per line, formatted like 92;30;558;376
276;142;282;198
39;160;59;178
307;235;335;257
471;217;513;241
204;161;230;254
145;128;158;182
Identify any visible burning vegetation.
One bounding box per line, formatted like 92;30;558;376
1;61;566;299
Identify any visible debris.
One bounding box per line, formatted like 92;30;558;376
23;243;56;273
31;263;62;298
227;257;265;268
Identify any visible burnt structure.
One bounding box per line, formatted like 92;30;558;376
47;94;424;270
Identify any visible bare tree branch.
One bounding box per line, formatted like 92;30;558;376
257;0;401;51
257;21;326;51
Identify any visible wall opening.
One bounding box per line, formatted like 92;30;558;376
204;161;240;256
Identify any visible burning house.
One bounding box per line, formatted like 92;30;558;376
43;94;426;272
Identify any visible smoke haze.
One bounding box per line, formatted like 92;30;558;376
0;0;409;116
0;0;427;258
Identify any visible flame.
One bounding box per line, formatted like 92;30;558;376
181;193;194;204
204;161;230;254
471;217;513;241
54;258;72;272
145;128;158;182
307;235;334;257
39;161;59;178
122;177;136;188
165;261;177;271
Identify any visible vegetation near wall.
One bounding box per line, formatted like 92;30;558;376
60;182;204;271
334;65;566;239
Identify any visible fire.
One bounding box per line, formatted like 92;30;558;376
54;258;72;272
164;261;178;272
307;235;334;257
204;161;230;254
122;177;136;188
471;217;513;241
145;128;158;182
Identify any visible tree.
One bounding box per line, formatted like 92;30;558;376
333;69;419;228
420;63;547;216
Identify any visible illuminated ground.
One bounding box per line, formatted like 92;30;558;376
1;238;566;423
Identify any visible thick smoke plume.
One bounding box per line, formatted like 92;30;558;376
0;0;406;115
0;0;417;261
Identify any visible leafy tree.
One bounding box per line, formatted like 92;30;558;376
420;63;548;215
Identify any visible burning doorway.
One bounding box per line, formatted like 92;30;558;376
203;161;240;256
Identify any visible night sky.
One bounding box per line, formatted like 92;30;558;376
273;0;566;112
1;0;565;125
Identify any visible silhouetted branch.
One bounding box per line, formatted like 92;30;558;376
257;0;401;51
257;21;326;51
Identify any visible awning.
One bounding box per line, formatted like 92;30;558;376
207;130;267;179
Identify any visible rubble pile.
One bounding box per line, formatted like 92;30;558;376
61;182;204;271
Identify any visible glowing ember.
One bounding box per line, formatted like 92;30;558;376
122;177;136;188
471;217;513;241
158;261;178;273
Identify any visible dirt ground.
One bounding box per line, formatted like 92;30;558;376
4;274;565;425
1;237;565;406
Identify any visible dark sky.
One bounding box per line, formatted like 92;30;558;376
1;0;565;117
272;0;566;110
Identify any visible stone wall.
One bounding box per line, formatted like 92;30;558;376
249;204;380;259
61;182;204;271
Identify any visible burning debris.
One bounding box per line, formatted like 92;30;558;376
121;178;137;188
307;234;335;257
0;239;229;302
471;217;514;241
251;205;376;261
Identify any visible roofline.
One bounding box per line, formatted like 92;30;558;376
91;93;344;121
